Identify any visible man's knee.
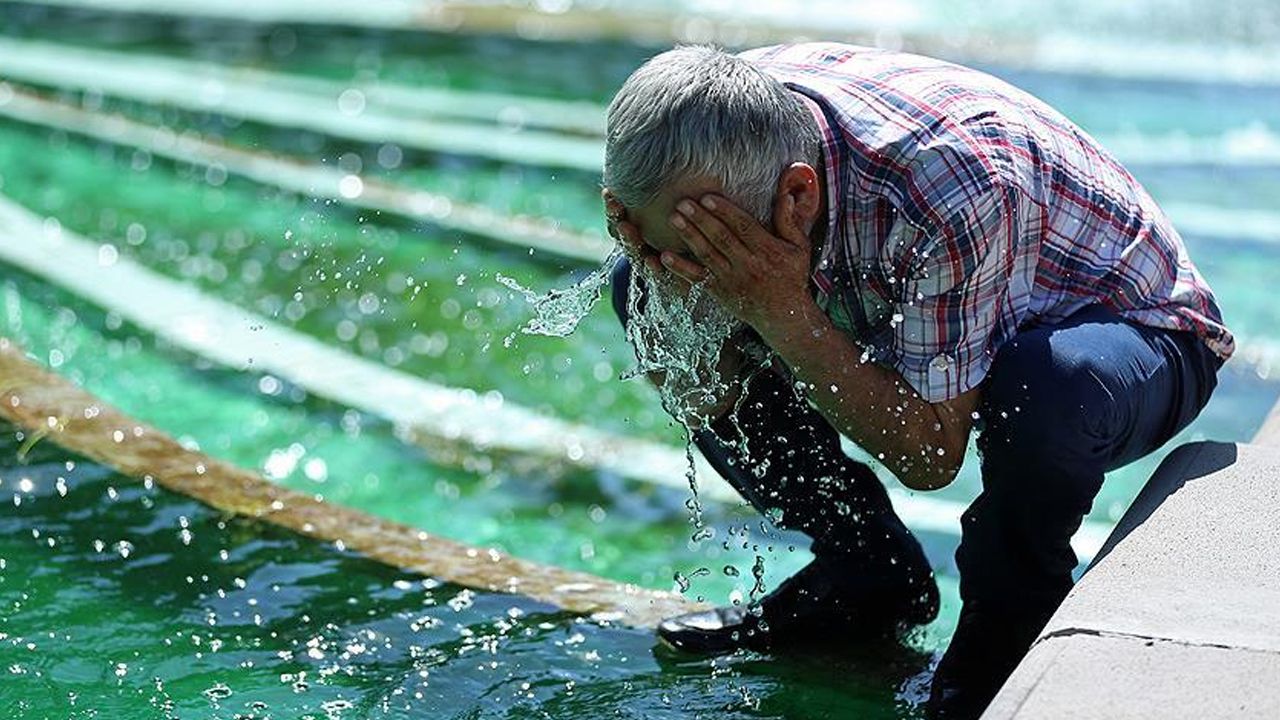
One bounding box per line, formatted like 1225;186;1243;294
980;330;1116;463
954;483;1085;608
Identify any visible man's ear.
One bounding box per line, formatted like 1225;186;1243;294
772;163;822;240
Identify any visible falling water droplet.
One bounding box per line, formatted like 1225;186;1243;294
672;572;691;593
749;555;767;600
203;682;233;707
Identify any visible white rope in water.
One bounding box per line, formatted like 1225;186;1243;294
8;0;1280;87
1099;131;1280;171
9;37;1280;176
1159;203;1280;248
0;0;427;27
0;37;609;138
2;38;1279;248
13;36;1280;172
0;193;725;498
0;88;613;264
2;88;1276;379
0;192;1115;560
0;38;605;172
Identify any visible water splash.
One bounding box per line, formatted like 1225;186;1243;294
500;250;743;429
622;264;749;539
619;268;742;429
502;254;746;511
673;571;691;593
202;682;233;705
502;252;759;597
749;555;768;601
497;246;623;337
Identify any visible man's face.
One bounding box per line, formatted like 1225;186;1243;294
606;179;747;428
622;177;727;264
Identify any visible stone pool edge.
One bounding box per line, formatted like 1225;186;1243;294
982;401;1280;719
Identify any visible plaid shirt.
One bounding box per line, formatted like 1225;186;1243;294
741;43;1234;402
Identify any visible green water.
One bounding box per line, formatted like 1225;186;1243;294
0;428;938;719
1;5;1279;719
0;271;965;717
0;120;664;439
0;270;820;605
0;114;1275;524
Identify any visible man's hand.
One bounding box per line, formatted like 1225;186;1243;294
659;193;812;335
603;189;662;274
601;188;748;428
654;193;976;491
603;188;699;302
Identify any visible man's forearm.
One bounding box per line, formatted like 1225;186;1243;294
753;298;965;490
641;189;973;485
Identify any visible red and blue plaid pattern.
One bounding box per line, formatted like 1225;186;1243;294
741;43;1234;402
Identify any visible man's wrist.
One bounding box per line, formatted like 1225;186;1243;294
752;294;828;349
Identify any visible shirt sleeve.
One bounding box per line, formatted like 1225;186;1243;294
887;178;1019;403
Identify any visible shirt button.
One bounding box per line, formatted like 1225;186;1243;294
930;354;952;372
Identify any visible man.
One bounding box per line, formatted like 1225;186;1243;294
601;44;1231;718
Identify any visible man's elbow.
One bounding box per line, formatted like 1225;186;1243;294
899;445;964;491
901;401;975;490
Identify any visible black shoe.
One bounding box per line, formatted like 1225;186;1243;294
657;558;938;655
656;604;769;654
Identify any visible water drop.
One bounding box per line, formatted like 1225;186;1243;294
203;682;233;702
672;572;691;593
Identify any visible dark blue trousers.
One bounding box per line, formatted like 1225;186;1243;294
610;260;1221;717
929;303;1220;717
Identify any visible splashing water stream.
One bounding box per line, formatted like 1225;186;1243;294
501;252;753;577
496;247;623;338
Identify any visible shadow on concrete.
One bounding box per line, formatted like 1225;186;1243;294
1086;441;1239;571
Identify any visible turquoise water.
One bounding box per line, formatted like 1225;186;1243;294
0;267;963;717
1;426;935;719
0;4;1278;718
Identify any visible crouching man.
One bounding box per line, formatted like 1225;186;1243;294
601;44;1232;718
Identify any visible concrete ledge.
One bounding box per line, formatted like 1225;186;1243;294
985;441;1280;718
1057;443;1280;652
985;632;1280;720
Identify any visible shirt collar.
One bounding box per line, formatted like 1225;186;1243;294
790;89;844;293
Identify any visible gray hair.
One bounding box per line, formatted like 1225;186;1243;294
603;45;820;223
